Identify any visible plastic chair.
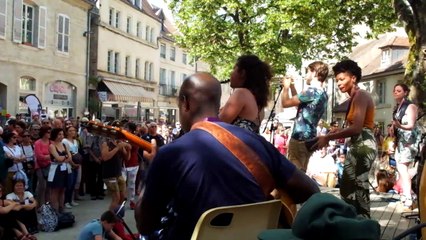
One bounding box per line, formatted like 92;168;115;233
191;200;282;240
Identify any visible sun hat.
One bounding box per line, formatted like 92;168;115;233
258;193;380;240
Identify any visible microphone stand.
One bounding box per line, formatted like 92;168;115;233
263;85;283;145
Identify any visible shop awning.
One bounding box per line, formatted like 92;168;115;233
102;79;156;103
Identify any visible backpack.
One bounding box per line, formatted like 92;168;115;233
56;212;75;230
38;202;58;232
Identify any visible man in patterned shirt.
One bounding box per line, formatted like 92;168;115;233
281;61;329;172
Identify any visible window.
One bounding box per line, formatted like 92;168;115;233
12;1;46;47
22;4;34;44
115;11;120;28
377;80;386;104
381;49;391;67
135;58;140;79
160;68;166;84
114;52;120;74
109;8;114;26
170;47;176;61
150;28;154;42
108;50;114;72
135;0;142;9
145;26;150;41
160;44;166;58
144;61;153;81
0;0;7;39
126;16;131;34
136;21;141;37
149;63;153;81
57;14;70;53
182;53;187;64
125;56;130;76
170;71;176;87
20;76;36;91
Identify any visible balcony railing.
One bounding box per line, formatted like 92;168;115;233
159;84;178;97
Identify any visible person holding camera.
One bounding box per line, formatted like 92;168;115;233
281;61;329;172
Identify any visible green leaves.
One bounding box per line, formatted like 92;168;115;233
169;0;396;79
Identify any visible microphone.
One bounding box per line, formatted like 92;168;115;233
220;79;230;84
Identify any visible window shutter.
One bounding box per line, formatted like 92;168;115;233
12;0;22;43
0;0;6;39
37;6;46;48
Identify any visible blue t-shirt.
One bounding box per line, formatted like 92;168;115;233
141;122;297;239
79;220;103;240
292;87;328;140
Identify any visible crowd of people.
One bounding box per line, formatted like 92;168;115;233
0;55;423;240
0;113;183;239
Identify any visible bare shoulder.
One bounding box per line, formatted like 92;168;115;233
233;88;252;96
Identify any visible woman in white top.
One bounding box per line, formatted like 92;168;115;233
3;130;26;194
6;179;38;234
62;126;81;209
20;131;35;192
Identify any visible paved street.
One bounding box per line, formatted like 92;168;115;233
35;196;138;239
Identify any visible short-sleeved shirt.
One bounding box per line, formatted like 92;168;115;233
6;191;34;204
78;220;103;240
142;122;297;240
291;87;328;141
3;145;24;172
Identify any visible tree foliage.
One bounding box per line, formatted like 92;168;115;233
394;0;426;108
169;0;396;79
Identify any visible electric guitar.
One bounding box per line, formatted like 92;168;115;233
82;121;153;153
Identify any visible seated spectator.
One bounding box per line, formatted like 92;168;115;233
112;206;139;240
306;147;337;187
0;183;37;240
6;179;38;234
336;152;346;187
78;210;121;240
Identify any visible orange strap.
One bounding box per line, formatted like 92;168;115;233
192;121;275;197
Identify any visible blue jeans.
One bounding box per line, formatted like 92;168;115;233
65;168;78;204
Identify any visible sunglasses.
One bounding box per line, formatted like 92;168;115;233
43;122;50;124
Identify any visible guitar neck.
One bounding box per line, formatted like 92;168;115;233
84;121;152;153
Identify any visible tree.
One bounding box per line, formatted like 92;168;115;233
394;0;426;108
169;0;425;108
169;0;394;76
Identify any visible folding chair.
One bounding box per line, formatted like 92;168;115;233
191;200;282;240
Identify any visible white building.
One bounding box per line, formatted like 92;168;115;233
0;0;93;120
91;0;208;123
91;0;159;122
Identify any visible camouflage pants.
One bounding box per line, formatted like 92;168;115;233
340;128;377;218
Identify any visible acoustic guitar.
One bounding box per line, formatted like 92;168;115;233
82;121;153;153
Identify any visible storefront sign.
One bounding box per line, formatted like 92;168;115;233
45;81;75;107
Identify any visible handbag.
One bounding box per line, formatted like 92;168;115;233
71;152;83;165
192;121;297;227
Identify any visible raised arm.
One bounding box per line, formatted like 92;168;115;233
219;89;246;123
281;77;300;108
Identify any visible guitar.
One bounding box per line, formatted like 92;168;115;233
82;121;153;153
